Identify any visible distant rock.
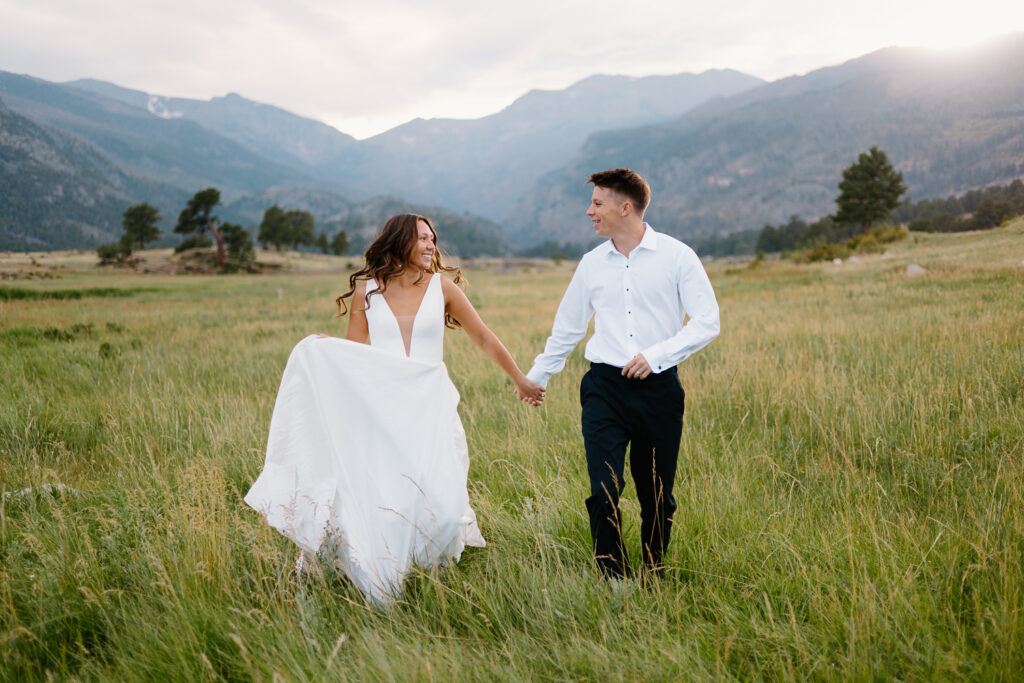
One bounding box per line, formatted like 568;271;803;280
2;483;80;501
832;258;843;265
906;264;927;277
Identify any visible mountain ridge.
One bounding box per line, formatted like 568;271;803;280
5;36;1024;253
1;66;765;250
513;37;1024;245
333;69;764;220
65;79;359;171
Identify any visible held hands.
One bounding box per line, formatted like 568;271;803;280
622;353;652;380
514;377;545;407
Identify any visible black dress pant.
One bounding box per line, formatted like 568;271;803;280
580;362;685;578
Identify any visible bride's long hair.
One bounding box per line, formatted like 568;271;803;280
335;213;464;328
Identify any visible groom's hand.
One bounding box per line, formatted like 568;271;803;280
514;379;545;407
622;354;652;380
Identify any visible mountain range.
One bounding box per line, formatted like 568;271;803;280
2;34;1023;253
517;35;1024;245
0;66;758;252
321;70;764;221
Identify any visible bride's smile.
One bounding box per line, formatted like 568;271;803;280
413;219;436;268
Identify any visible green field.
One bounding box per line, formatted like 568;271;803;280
2;224;1023;680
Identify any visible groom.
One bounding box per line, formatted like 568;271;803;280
522;168;720;578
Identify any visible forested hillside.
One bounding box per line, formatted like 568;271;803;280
516;36;1024;246
0;97;184;250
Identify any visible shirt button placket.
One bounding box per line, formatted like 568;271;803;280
624;261;635;352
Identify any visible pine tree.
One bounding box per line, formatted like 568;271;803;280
122;203;162;251
285;210;315;250
835;146;907;230
223;223;254;260
330;230;350;256
175;188;225;266
258;205;289;250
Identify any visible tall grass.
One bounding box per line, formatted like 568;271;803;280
2;223;1023;680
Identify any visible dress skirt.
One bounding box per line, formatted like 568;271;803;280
244;335;485;605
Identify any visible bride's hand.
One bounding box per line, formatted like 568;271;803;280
514;378;545;407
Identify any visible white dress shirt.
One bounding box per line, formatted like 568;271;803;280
526;224;720;387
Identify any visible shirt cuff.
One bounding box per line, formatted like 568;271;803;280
640;345;669;374
526;366;551;388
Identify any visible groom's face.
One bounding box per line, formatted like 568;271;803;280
587;186;627;238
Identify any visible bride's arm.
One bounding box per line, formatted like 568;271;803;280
346;285;369;343
441;277;543;405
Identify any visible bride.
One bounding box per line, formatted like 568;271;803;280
245;213;544;605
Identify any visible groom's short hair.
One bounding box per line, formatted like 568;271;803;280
588;168;651;215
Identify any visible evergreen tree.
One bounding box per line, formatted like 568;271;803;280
835;146;907;230
285;210;315;250
258;205;289;250
223;223;254;261
1009;179;1024;212
972;197;1015;229
175;188;226;266
330;230;350;256
755;224;780;253
122;202;162;251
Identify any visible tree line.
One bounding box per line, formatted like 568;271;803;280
891;178;1024;232
257;205;348;255
699;147;1023;259
98;189;350;270
699;146;908;259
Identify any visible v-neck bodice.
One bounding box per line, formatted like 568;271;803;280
364;273;445;362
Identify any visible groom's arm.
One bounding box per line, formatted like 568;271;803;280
526;263;593;388
639;246;720;373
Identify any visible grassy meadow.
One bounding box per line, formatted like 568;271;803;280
2;223;1023;680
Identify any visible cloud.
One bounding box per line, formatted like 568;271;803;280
1;0;1023;138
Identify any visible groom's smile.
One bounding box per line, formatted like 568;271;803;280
587;185;626;238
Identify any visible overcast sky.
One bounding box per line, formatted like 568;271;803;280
1;0;1022;139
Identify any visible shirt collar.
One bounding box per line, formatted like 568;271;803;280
602;223;659;258
637;223;659;251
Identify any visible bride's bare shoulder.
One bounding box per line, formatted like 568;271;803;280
438;274;465;296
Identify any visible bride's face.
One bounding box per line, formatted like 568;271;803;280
408;219;436;270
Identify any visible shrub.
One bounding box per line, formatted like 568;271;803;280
174;235;213;253
796;242;851;263
845;224;908;254
96;241;130;265
872;223;908;244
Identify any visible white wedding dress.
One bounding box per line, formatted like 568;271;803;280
244;273;485;605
